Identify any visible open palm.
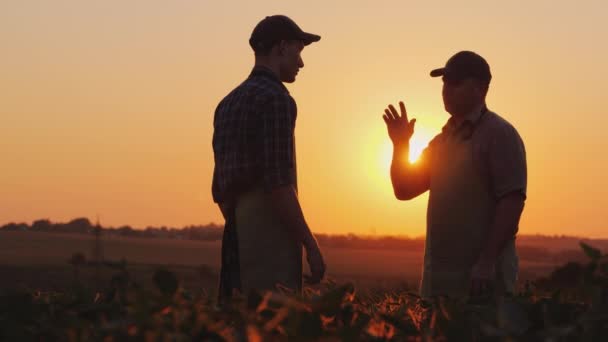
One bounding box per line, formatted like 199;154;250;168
383;101;416;144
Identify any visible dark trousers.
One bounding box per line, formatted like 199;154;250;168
218;205;241;304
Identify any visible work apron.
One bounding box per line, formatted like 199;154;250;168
233;187;303;294
420;129;518;298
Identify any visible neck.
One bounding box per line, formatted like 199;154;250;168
254;58;281;80
450;102;486;123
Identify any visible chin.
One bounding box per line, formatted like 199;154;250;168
282;75;296;83
444;103;453;115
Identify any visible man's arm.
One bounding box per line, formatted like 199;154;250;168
471;122;527;295
471;193;525;295
268;186;316;246
384;102;430;200
391;141;430;200
477;193;525;263
260;93;325;283
268;185;325;283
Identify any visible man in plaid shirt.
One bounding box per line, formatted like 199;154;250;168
212;15;325;301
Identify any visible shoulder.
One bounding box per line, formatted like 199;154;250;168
421;132;445;158
246;76;292;103
219;78;291;107
475;110;526;168
482;111;519;133
428;133;444;148
215;77;296;126
479;110;524;145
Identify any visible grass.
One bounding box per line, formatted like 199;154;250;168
1;232;607;340
0;231;566;295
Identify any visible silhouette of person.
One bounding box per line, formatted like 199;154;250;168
383;51;527;298
212;15;325;302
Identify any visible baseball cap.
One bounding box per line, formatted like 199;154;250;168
430;51;492;85
249;15;321;51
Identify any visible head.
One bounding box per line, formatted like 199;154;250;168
430;51;492;117
253;39;305;83
249;15;320;83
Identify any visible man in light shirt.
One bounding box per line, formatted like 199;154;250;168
383;51;527;297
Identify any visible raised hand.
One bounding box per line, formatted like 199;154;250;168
382;101;416;145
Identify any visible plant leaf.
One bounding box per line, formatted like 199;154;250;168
580;242;602;260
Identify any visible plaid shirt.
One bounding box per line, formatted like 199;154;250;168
212;66;298;204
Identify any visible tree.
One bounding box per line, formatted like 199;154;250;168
66;217;92;233
0;222;28;231
31;219;52;231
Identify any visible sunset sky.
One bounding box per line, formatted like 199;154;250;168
1;0;607;238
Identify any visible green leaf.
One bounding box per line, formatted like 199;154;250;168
580;242;602;260
497;300;530;335
311;283;354;316
153;268;179;296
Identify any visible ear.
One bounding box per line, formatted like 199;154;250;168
475;81;489;97
471;80;486;96
277;40;288;56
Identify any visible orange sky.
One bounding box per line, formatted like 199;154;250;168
1;1;607;237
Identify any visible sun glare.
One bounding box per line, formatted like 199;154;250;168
381;129;434;171
409;137;427;163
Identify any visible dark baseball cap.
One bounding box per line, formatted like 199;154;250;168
249;15;321;51
430;51;492;84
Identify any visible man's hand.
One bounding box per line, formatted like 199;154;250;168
268;186;325;284
471;193;525;297
304;242;326;285
470;259;496;296
383;101;416;145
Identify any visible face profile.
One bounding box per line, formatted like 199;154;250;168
278;40;305;83
248;15;319;84
442;76;487;116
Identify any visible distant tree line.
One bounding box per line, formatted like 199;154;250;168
0;218;428;250
0;218;225;241
0;218;597;262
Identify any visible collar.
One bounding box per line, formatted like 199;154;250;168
249;66;289;93
443;104;487;132
442;104;489;140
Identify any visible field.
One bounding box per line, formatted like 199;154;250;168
0;231;573;293
1;231;607;341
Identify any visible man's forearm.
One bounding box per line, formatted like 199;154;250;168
390;141;410;182
390;141;427;200
269;185;317;248
479;193;525;263
391;141;411;199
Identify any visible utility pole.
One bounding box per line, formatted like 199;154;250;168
93;214;104;287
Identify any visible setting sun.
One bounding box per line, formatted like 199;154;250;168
409;131;433;164
381;126;436;171
2;0;608;238
4;2;608;337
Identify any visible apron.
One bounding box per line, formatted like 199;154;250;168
218;204;241;303
420;122;518;298
233;187;303;294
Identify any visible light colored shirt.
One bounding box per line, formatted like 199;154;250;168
418;107;527;201
418;106;524;296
